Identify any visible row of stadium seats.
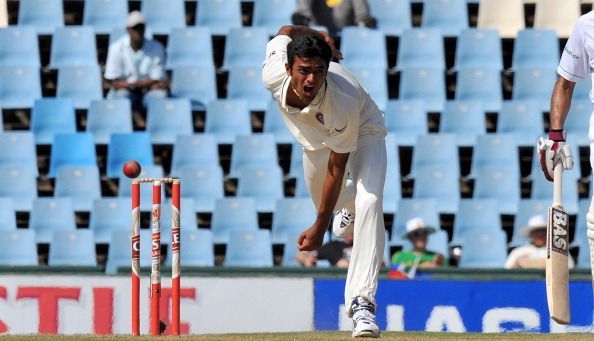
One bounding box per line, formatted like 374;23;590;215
13;0;589;39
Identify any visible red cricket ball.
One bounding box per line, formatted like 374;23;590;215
123;160;142;178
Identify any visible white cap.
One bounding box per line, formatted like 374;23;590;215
403;217;435;238
126;11;146;28
521;215;547;236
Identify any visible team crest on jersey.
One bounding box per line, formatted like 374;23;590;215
316;113;324;124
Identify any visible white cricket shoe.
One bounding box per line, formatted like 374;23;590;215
351;297;380;338
332;208;355;238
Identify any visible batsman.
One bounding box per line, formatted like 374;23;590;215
537;12;594;323
262;25;387;337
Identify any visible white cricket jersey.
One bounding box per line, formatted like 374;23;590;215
261;35;386;153
558;11;594;103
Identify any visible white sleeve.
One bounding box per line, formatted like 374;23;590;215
262;35;292;93
104;41;124;80
558;18;590;82
504;248;522;269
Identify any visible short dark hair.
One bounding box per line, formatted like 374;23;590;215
287;35;332;67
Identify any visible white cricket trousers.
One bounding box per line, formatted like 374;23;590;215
302;132;387;314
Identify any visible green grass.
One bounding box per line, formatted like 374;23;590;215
1;333;592;341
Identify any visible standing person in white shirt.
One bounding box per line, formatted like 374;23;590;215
262;25;386;338
536;13;594;271
104;11;168;111
505;215;575;269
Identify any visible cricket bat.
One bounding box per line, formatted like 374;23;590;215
545;164;570;325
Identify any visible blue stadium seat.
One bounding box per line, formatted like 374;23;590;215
230;134;279;176
196;0;242;36
86;99;133;144
141;0;186;35
0;66;41;109
455;68;502;112
455;29;502;70
391;198;439;246
271;198;317;244
368;0;411;36
211;198;259;244
160;197;198;244
18;0;63;35
512;67;558;112
178;165;224;213
0;230;38;266
105;229;151;274
205;100;252;144
31;98;76;145
385;100;427;147
397;29;445;70
572;199;590;249
0;198;16;230
57;66;103;109
228;66;270;111
146;98;193;144
470;134;519;177
49;133;97;177
426;229;449;259
573;78;591;103
118;165;164;211
411;134;459;177
531;168;579;215
223;27;268;69
107;133;154;178
512;29;559;70
237;165;284;212
459;229;507;268
0;26;40;67
90;198;130;244
399;67;446;112
29;198;76;243
474;164;520;214
166;27;214;69
55;166;101;212
384;134;401;214
166;229;214;267
0;132;38;176
576;236;592;270
497;100;543;147
289;142;303;178
171;134;219;176
83;0;128;35
294;166;309;198
281;228;306;267
0;166;37;211
564;100;591;146
439;100;485;147
171;65;217;110
451;199;500;245
224;229;273;267
509;199;549;247
263;100;293;144
421;0;468;37
48;230;97;266
413;165;460;214
341;27;387;70
50;26;98;68
348;66;388;111
252;0;295;36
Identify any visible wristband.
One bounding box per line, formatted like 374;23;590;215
549;129;565;142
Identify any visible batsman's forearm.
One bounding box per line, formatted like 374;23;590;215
549;77;576;130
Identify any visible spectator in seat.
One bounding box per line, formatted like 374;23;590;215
295;233;353;268
391;217;444;269
505;215;575;269
292;0;377;35
104;11;168;110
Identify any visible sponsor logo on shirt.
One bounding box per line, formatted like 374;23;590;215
563;46;579;60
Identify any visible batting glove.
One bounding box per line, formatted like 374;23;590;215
537;130;573;182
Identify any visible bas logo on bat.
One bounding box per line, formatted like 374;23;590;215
551;208;568;256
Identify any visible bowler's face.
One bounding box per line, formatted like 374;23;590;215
286;56;328;103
